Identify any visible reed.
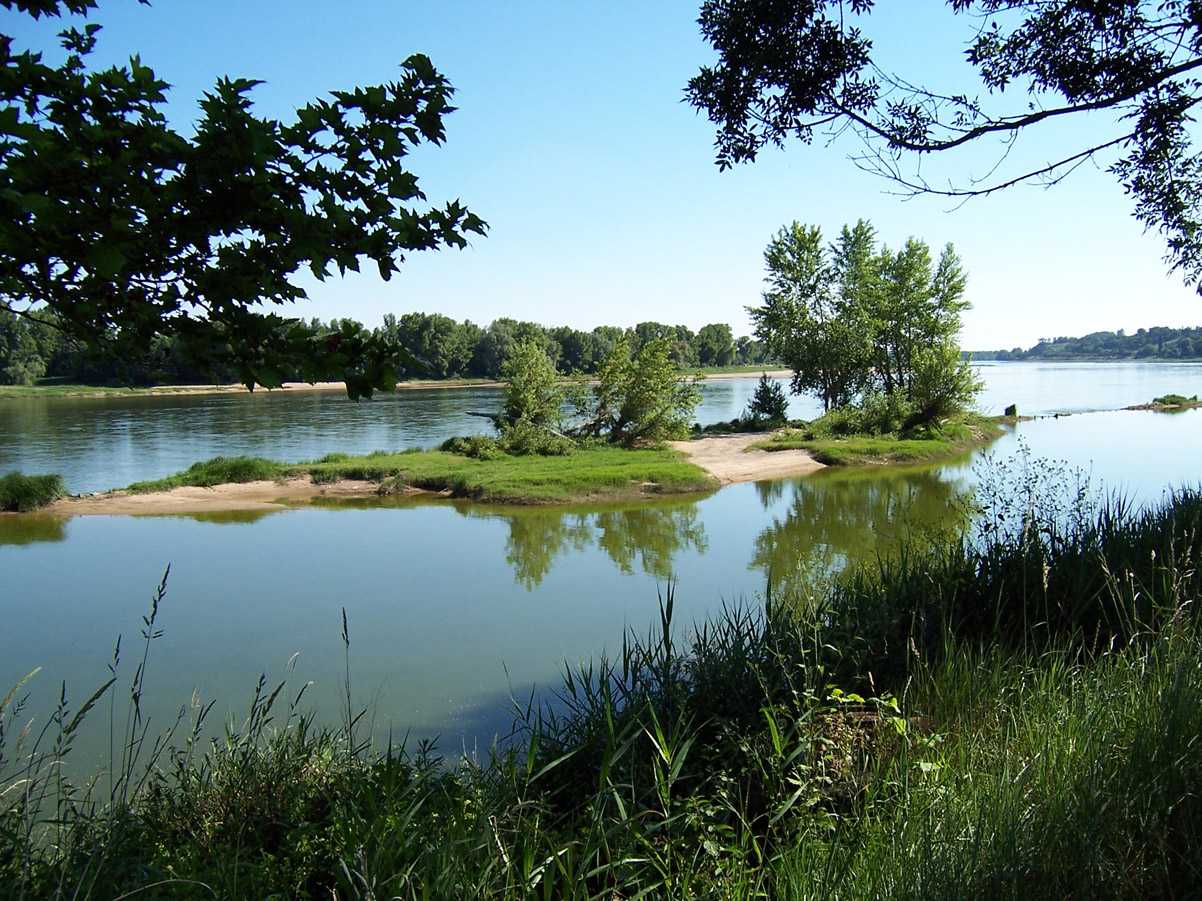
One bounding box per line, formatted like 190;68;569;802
0;472;65;512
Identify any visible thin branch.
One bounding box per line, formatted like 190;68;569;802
835;55;1202;153
857;130;1137;200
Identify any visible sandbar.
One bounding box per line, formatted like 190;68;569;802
38;430;820;516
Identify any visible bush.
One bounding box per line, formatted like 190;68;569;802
744;373;789;427
499;419;575;456
0;471;65;511
441;435;504;460
1153;393;1198;405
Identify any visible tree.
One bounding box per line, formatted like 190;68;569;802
686;1;1202;291
0;305;45;384
753;219;979;421
751;221;874;411
501;338;564;428
579;336;702;445
697;322;735;367
1;1;485;397
746;373;789;425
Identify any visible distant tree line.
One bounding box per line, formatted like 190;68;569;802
973;326;1202;362
0;308;773;387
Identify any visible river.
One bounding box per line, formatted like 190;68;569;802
1;362;1200;764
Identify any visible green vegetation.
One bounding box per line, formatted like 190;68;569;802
758;413;1003;466
1151;393;1201;407
687;3;1202;293
752;220;981;430
0;308;773;391
0;472;65;512
122;447;716;505
745;372;789;427
2;2;484;398
974;325;1202;361
126;456;281;492
4;480;1201;898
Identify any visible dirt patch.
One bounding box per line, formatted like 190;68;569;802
668;433;824;485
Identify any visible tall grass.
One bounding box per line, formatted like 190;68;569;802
2;479;1201;898
126;456;281;492
0;472;65;512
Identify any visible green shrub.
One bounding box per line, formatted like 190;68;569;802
0;471;65;511
1153;393;1198;405
441;434;504;460
745;373;789;426
499;419;575;456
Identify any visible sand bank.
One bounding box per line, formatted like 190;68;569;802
41;430;819;516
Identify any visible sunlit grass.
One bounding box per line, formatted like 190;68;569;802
0;471;66;511
119;446;716;504
756;414;1003;465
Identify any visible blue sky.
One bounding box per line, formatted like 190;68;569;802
6;0;1198;350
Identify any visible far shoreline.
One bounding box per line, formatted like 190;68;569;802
0;369;796;401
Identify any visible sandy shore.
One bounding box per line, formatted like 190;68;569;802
668;432;824;485
40;429;820;516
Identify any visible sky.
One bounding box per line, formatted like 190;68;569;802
5;0;1199;351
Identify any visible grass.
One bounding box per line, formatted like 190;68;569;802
120;446;717;504
4;476;1201;898
755;414;1004;465
0;472;65;511
126;455;282;492
302;445;716;503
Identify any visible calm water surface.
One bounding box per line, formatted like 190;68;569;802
2;363;1201;764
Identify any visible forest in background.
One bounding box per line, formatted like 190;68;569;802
972;325;1202;361
0;309;772;388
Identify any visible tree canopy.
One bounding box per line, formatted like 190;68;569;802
0;0;485;397
686;0;1202;291
753;219;980;425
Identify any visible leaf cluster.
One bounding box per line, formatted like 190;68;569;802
0;3;485;396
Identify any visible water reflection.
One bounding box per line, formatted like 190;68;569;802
462;499;710;588
0;513;67;545
750;464;973;597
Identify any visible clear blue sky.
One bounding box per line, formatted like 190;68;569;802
5;0;1198;351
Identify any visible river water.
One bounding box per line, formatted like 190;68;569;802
1;362;1200;763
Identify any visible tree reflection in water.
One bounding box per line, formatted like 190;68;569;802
465;499;709;589
751;465;973;600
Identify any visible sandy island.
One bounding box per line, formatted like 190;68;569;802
42;431;822;517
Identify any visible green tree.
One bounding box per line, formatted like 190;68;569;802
687;0;1202;291
696;322;735;367
752;222;874;411
1;1;485;397
501;338;564;428
745;373;789;426
753;219;978;419
0;305;45;384
579;335;702;445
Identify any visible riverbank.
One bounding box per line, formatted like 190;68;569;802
754;413;1008;465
